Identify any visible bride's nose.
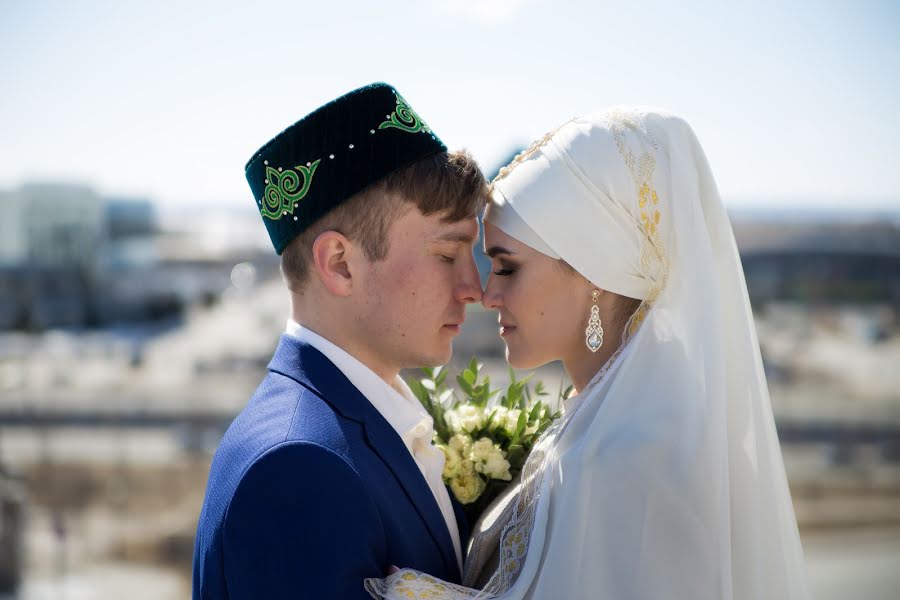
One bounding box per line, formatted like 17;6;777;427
481;279;503;310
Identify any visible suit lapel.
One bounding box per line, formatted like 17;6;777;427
450;490;471;553
268;335;460;579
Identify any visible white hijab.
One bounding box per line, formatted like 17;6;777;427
367;108;810;599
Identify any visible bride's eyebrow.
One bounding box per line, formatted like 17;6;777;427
485;246;514;257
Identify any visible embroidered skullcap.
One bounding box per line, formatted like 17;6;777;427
245;82;447;254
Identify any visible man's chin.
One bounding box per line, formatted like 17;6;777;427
404;344;453;370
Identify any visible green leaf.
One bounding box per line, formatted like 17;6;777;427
435;369;448;387
408;379;431;408
506;383;520;409
483;409;498;431
468;356;479;376
515;409;528;437
456;374;475;397
528;401;542;423
462;369;476;386
509;410;527;446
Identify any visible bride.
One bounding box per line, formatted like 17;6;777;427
366;107;810;599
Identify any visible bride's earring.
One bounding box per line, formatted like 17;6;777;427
585;289;604;353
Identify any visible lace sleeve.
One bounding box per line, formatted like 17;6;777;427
365;569;490;600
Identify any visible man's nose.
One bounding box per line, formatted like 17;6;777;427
456;258;483;304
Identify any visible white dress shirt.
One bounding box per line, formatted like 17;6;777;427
285;321;463;570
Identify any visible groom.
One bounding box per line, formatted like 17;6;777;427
192;83;487;598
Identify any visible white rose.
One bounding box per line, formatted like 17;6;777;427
470;437;494;461
448;433;472;457
450;472;486;504
447;405;483;434
484;450;512;481
471;437;512;481
459;405;485;433
439;444;462;479
488;406;509;431
504;409;522;434
459;458;476;477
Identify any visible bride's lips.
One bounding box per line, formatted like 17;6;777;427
500;323;517;336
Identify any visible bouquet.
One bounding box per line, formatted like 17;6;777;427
407;358;567;523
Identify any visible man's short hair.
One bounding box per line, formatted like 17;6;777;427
281;150;488;291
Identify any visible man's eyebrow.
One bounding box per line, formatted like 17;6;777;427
485;246;514;258
432;232;477;244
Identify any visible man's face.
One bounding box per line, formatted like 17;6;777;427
356;207;483;372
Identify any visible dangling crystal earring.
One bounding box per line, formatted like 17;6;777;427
585;289;604;353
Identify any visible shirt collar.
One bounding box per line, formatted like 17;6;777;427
285;320;433;443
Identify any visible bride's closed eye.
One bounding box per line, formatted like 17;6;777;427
491;259;517;276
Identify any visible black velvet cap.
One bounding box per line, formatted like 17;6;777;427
245;82;447;254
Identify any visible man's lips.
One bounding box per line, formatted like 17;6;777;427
442;319;465;332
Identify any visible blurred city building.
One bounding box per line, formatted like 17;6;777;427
0;468;25;594
735;216;900;310
0;183;276;332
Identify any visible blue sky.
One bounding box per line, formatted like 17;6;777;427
1;0;898;210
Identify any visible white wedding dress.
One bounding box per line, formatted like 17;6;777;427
366;107;810;599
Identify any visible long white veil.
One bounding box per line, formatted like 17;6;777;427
366;108;810;599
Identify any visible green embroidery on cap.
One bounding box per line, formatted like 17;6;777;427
379;92;431;134
261;159;321;220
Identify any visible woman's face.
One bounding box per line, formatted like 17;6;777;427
482;222;594;369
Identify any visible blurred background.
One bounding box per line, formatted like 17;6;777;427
1;1;898;598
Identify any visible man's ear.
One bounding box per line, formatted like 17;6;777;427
311;231;355;297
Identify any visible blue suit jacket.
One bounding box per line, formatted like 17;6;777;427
192;335;469;598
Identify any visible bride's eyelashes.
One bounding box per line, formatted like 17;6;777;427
491;259;517;276
438;255;456;264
